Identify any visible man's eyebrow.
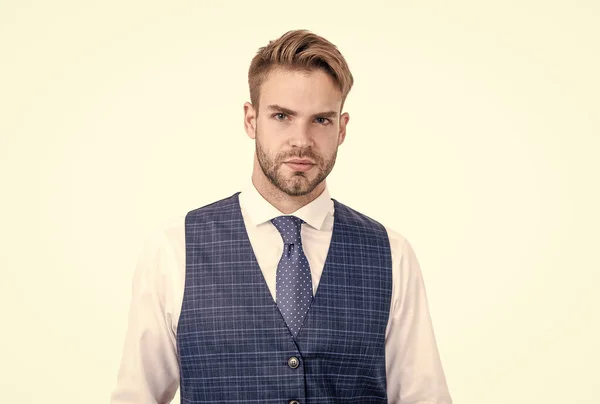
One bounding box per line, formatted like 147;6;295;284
267;104;297;116
313;110;338;119
267;104;339;119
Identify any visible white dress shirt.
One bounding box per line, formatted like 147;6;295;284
111;180;452;404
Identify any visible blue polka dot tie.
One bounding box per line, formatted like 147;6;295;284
271;215;313;338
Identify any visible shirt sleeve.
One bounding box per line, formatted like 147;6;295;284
385;237;453;404
110;226;181;404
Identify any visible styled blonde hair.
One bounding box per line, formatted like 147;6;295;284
248;29;354;112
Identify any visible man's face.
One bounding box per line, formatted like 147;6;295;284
246;68;349;196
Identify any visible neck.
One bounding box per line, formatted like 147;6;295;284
251;165;326;215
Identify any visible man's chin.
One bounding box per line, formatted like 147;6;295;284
280;183;313;197
281;178;322;197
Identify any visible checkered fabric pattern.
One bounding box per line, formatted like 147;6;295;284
178;193;392;403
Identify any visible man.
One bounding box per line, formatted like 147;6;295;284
111;29;452;403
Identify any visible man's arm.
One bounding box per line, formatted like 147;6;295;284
111;227;180;404
386;237;452;404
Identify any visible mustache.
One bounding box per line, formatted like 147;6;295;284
277;149;321;162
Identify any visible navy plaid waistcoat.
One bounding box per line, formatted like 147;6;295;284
177;193;392;403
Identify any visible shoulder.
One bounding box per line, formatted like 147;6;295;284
186;193;241;219
333;199;410;249
382;225;409;254
141;215;186;259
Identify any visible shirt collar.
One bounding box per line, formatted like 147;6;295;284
239;177;333;231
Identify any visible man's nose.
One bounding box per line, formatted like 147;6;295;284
289;122;313;148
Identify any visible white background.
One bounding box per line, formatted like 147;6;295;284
1;1;599;403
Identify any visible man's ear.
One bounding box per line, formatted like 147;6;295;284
338;111;350;146
244;102;257;139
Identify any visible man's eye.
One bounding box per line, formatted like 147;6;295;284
315;117;330;125
273;113;287;120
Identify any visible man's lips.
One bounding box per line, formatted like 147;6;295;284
284;159;315;172
285;159;315;165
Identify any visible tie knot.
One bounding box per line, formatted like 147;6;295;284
271;215;303;245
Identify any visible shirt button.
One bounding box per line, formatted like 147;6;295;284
289;401;300;404
288;356;300;369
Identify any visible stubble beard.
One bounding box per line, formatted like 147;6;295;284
255;133;337;197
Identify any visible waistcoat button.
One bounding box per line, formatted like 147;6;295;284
288;356;300;369
289;401;300;404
